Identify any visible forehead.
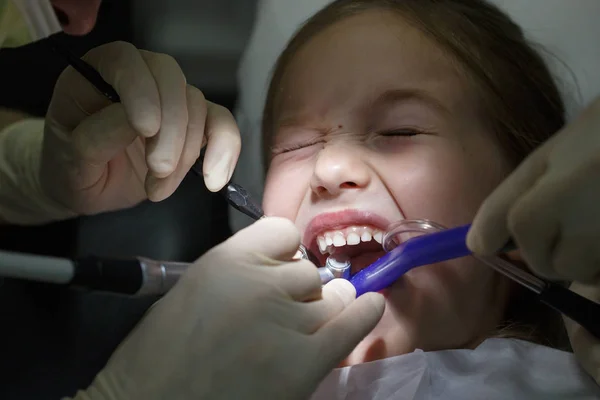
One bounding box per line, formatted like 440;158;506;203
274;9;474;124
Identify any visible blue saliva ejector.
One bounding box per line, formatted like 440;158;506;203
349;219;600;339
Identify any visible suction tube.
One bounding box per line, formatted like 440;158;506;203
350;220;519;296
349;219;600;339
350;220;475;296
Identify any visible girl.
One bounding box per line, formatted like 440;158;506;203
260;0;600;398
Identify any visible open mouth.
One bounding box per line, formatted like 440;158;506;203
304;210;392;274
309;225;388;275
320;225;387;275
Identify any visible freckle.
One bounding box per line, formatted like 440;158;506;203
338;124;343;129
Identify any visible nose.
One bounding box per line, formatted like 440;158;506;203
51;0;102;35
310;146;371;198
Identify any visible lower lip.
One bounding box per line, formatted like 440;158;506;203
377;288;390;298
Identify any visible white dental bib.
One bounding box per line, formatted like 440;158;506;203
311;338;600;399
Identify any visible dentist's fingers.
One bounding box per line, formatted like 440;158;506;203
69;103;147;208
513;168;600;283
77;41;161;137
140;50;189;179
220;217;321;300
502;175;561;280
312;291;385;373
467;146;548;255
146;85;207;201
550;175;600;283
71;103;137;166
226;217;301;262
270;260;322;302
297;279;357;333
202;101;241;192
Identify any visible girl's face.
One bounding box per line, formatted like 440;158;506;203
263;10;514;365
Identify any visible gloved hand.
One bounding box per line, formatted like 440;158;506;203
70;217;385;400
41;41;241;215
466;96;600;382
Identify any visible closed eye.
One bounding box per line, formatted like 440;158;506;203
379;128;423;137
271;140;323;155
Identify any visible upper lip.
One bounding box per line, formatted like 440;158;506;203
303;209;392;248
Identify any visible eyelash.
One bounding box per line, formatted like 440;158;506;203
273;128;424;154
273;140;323;154
378;128;423;137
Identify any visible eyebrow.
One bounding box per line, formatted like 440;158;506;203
274;88;450;131
368;88;450;115
275;116;326;132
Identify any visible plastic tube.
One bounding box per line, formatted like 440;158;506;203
350;219;544;296
349;219;600;339
0;250;74;283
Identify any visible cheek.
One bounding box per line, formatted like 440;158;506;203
263;160;311;219
381;257;508;350
381;144;508;227
405;258;498;307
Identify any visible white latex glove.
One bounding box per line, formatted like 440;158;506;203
41;41;241;215
466;96;600;382
69;217;385;400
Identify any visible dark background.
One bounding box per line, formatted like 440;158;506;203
0;1;257;398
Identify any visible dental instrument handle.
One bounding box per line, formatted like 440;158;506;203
0;249;190;296
70;256;144;295
48;35;121;103
71;256;189;296
538;283;600;339
0;250;73;283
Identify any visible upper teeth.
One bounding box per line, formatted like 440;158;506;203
317;226;383;254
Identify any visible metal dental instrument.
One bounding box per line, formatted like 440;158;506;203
318;255;351;283
216;179;341;282
189;161;323;269
210;179;332;276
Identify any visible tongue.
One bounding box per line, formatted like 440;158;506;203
325;240;385;275
349;250;386;275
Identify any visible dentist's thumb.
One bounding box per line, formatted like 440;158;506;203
313;279;385;373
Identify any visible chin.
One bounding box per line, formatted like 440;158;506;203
339;296;415;367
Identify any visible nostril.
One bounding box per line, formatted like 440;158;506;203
340;182;358;188
53;6;69;26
